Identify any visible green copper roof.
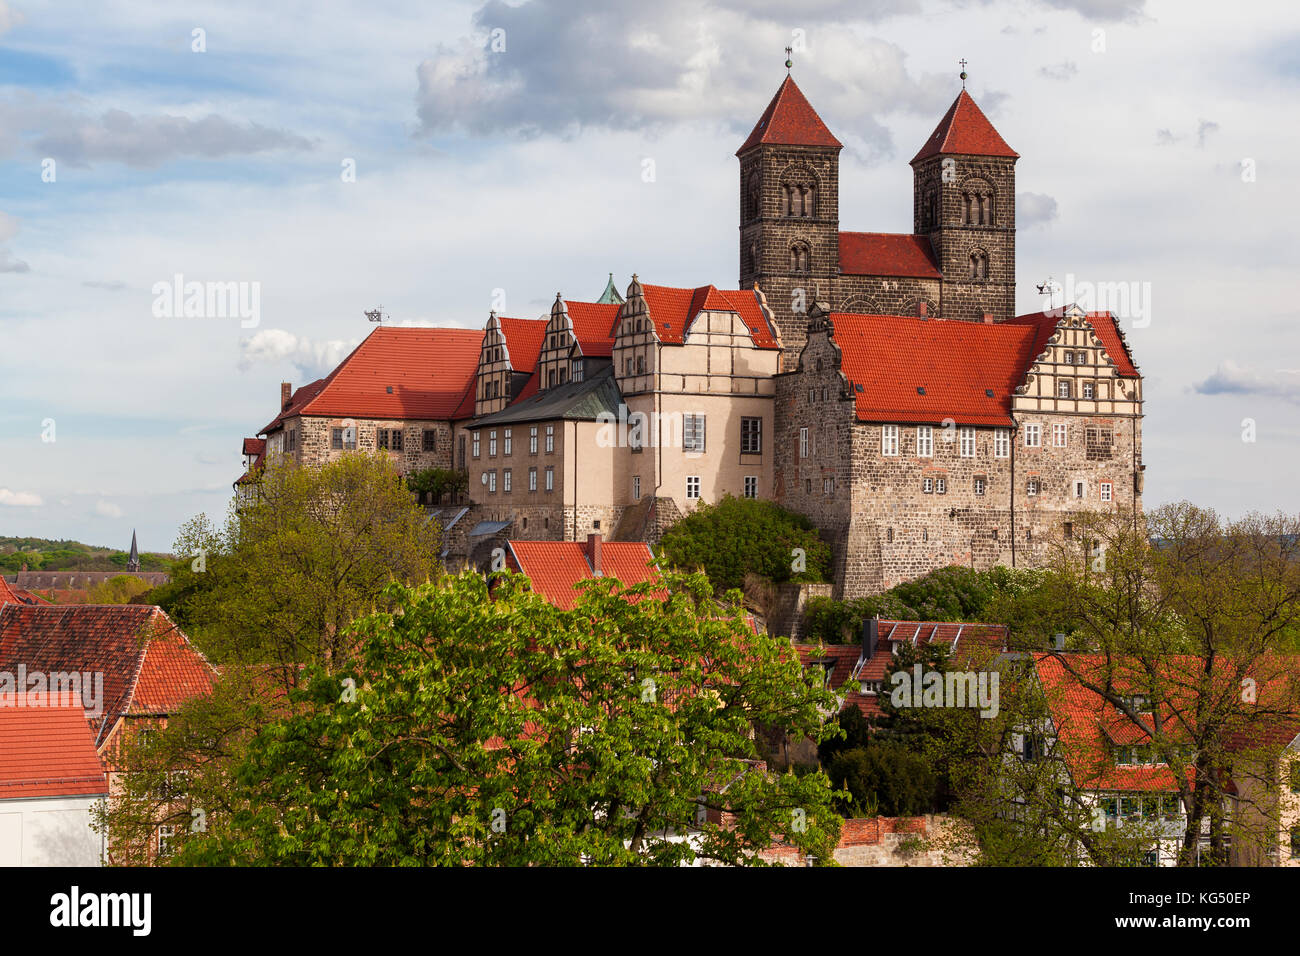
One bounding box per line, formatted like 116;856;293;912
596;272;625;305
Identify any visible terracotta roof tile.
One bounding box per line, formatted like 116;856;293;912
0;705;109;799
498;317;548;374
838;232;941;279
640;284;779;349
737;75;842;155
1010;309;1139;378
564;301;621;357
911;90;1018;164
507;540;660;610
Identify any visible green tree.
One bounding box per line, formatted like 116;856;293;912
827;742;937;817
658;495;831;594
164;570;843;866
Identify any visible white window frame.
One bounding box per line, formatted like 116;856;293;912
1074;479;1085;499
489;430;498;457
545;466;554;492
935;477;946;494
545;425;555;453
683;413;706;454
1058;380;1072;398
1024;424;1041;448
916;425;933;458
503;428;512;455
686;476;701;500
1027;478;1039;497
503;468;511;493
799;427;809;459
959;426;976;458
633;475;641;500
529;467;537;492
472;432;481;458
1053;423;1068;448
994;428;1010;459
1100;481;1113;502
922;477;934;494
1083;381;1096;400
488;470;497;493
529;426;538;454
743;476;758;499
974;477;986;496
882;425;899;457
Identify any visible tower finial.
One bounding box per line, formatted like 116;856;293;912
785;46;793;72
959;58;968;89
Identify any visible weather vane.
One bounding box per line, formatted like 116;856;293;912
785;46;793;71
959;58;968;89
365;306;385;323
1036;276;1060;313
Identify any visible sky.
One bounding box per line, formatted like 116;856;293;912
1;0;1297;554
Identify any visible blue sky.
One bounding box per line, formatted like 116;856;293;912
1;0;1297;553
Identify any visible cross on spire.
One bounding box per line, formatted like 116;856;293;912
959;58;968;88
785;46;793;71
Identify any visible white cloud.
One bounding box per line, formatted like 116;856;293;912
1193;362;1300;404
0;1;23;35
238;329;360;379
95;499;125;518
0;488;43;507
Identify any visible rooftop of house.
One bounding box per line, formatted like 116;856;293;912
473;364;623;429
0;704;109;800
838;233;942;279
0;604;218;747
507;535;659;611
635;282;780;350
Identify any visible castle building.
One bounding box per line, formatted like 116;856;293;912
237;69;1146;598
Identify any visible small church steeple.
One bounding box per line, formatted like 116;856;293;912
126;530;140;572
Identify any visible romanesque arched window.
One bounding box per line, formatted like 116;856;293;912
790;242;810;273
780;165;818;219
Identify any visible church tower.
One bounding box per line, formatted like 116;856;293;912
910;89;1018;322
737;74;842;368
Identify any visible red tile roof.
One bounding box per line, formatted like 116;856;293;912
0;705;109;799
830;312;1042;426
241;437;266;458
564;301;621;358
737;75;842;155
838;232;941;279
260;326;484;433
911;90;1018;164
507;539;660;611
640;284;779;349
0;604;217;746
498;316;548;373
1010;310;1139;378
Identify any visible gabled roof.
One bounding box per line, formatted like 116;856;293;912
828;312;1043;426
242;437;266;458
498;316;548;375
0;604;218;746
838;233;941;279
1009;309;1140;378
507;539;660;611
737;75;842;155
0;705;109;799
639;284;780;349
564;301;620;358
259;326;484;433
475;365;623;427
911;90;1018;164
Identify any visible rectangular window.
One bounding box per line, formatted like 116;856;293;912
545;425;555;454
1027;478;1040;497
1053;423;1068;447
331;427;344;450
422;429;437;452
286;430;297;452
503;428;512;455
1100;481;1112;502
545;466;554;492
683;413;706;453
1074;480;1085;498
916;425;933;458
994;428;1010;458
741;417;762;454
503;468;511;493
529;467;537;492
974;477;986;496
1024;424;1041;448
632;475;641;500
799;427;809;459
823;477;835;496
529;426;538;454
636;355;645;374
935;477;946;494
158;825;175;858
743;476;758;499
1086;426;1113;461
472;432;481;458
922;477;934;494
488;430;497;457
686;476;701;500
1058;380;1072;398
1083;381;1095;399
1063;351;1074;364
959;426;976;458
377;429;389;450
882;425;899;457
390;429;404;452
488;470;497;493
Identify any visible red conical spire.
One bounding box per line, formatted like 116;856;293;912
910;90;1018;164
736;75;842;156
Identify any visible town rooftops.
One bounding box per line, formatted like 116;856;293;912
0;604;218;747
911;89;1018;164
737;75;843;155
0;705;109;800
473;365;623;428
838;233;942;279
259;325;484;434
507;536;659;610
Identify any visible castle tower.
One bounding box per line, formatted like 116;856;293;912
910;90;1018;321
737;74;842;369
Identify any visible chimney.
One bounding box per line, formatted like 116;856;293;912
982;312;994;324
281;382;292;410
861;616;879;661
917;301;928;318
586;532;603;575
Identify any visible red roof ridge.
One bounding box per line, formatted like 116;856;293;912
911;90;1018;164
737;75;842;155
